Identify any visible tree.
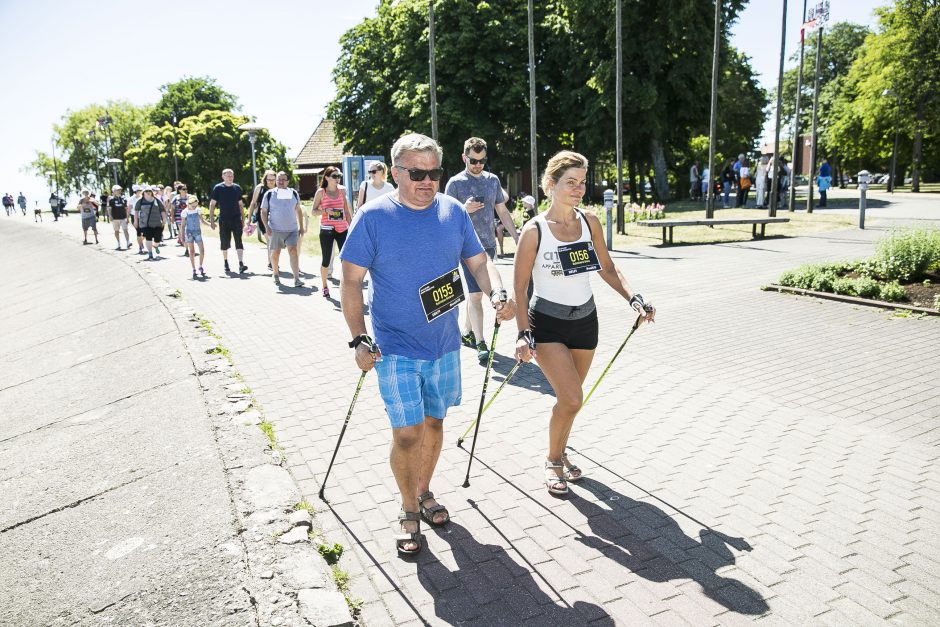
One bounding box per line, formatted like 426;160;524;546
328;0;765;201
28;101;152;195
125;110;291;197
149;76;239;127
824;2;939;188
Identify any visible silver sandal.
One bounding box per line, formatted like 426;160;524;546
544;460;569;495
561;453;584;482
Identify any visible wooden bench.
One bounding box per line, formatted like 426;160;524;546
635;217;791;245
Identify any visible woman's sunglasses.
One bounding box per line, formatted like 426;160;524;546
395;166;444;182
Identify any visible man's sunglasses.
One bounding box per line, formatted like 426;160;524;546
395;166;444;181
467;157;487;165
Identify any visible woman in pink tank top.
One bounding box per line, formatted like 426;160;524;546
311;165;352;298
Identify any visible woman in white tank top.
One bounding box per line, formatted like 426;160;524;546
512;150;656;496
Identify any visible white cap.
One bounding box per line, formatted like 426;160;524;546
111;184;123;191
141;185;153;192
522;195;536;205
132;184;142;192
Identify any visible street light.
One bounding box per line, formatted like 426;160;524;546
106;158;123;188
238;123;265;190
882;88;900;193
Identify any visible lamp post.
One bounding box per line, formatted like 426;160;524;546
106;158;123;188
238;123;265;190
171;112;179;181
882;88;900;193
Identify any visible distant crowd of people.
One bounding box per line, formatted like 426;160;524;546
687;154;795;209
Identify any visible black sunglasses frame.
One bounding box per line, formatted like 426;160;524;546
467;157;487;165
395;166;444;182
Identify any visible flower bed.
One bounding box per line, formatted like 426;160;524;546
775;228;940;310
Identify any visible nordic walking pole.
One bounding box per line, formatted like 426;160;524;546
581;300;654;410
319;341;378;502
456;360;522;448
462;291;507;488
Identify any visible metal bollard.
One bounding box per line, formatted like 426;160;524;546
603;189;614;249
857;170;870;229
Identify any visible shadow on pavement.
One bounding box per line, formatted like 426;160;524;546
569;477;769;616
420;519;614;626
487;354;555;398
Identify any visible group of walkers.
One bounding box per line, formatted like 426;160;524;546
2;192;33;219
339;132;655;556
688;153;793;208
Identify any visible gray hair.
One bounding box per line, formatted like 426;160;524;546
391;133;442;167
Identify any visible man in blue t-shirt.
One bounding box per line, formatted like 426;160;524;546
340;133;516;556
208;168;247;273
444;137;520;362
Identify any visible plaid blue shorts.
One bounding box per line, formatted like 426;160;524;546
375;350;462;428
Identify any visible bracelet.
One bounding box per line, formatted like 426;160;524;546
517;329;536;349
490;288;508;302
348;334;375;350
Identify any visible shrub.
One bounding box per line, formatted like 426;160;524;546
871;228;940;282
812;270;838;292
778;263;840;290
879;281;907;302
853;276;882;299
934;294;940;310
832;278;857;296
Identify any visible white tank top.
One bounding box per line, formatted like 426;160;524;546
531;210;595;306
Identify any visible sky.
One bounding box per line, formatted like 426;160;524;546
1;0;887;206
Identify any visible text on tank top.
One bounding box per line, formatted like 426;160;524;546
531;211;596;306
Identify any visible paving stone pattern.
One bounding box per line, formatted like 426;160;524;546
36;213;940;625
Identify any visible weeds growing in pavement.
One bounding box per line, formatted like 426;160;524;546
258;420;278;450
294;500;316;514
317;542;344;564
196;315;221;339
206;345;232;360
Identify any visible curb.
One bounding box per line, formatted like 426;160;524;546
762;284;940;316
95;242;356;627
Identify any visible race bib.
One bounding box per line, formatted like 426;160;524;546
419;268;465;323
328;208;343;220
557;241;601;276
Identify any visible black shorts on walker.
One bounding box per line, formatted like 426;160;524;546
530;307;598;351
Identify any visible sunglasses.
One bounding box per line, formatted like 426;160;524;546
395;166;444;182
329;174;342;180
467;157;487;165
368;170;379;174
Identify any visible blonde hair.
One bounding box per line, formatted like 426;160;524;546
540;150;589;195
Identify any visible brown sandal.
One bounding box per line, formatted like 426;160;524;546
418;490;450;526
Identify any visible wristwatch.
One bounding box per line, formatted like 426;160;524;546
348;334;374;350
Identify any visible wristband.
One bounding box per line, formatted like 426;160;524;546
629;294;646;310
348;334;375;351
517;329;536;349
490;288;508;302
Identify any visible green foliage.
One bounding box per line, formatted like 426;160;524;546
880;281;908;302
125;110;291;198
870;228;940;282
933;294;940;310
328;0;764;199
317;542;344;565
30;101;152;195
831;277;857;296
778;263;840;291
854;276;882;299
150;76;239;126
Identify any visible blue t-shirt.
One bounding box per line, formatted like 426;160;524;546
210;182;243;224
340;193;485;360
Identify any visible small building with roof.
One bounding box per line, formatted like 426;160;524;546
292;119;350;199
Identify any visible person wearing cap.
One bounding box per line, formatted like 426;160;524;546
521;195;538;222
107;185;131;250
77;190;99;245
136;186;167;260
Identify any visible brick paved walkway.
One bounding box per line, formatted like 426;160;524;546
33;203;940;625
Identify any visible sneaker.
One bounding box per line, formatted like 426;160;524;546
115;246;122;251
199;266;206;278
267;262;272;270
294;278;305;288
239;262;248;274
476;341;490;362
193;269;198;279
148;252;154;261
322;286;330;298
224;260;231;272
273;273;281;286
461;331;477;348
154;245;160;254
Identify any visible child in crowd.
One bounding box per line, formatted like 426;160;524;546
180;195;209;278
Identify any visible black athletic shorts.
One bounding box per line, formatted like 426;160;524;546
219;221;243;250
139;226;163;243
529;307;598;351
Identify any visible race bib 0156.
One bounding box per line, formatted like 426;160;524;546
557;241;601;276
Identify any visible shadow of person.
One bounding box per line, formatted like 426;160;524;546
418;520;614;626
569;477;769;616
487;354;555;397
